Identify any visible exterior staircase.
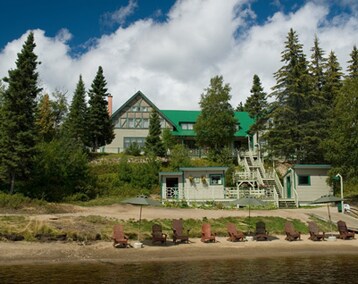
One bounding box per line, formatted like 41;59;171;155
236;149;297;208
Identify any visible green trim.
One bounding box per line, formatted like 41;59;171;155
293;164;331;169
179;166;228;172
297;175;311;186
209;174;224;186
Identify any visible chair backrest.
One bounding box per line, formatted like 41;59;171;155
152;224;162;233
337;220;348;233
256;221;266;234
227;223;237;236
308;222;319;235
113;224;125;241
173;219;183;236
202;223;212;238
285;222;295;234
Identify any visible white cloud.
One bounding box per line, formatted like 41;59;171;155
101;0;138;27
0;0;357;111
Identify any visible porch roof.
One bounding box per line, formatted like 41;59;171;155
159;172;182;177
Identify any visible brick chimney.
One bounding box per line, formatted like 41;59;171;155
107;95;113;116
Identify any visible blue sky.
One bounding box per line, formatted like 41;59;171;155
0;0;357;110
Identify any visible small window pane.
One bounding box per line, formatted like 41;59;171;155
298;175;310;185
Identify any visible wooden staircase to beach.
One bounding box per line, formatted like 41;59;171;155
237;149;297;208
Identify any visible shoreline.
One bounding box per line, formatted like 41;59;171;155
2;235;358;266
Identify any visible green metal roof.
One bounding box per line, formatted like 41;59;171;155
161;110;254;137
179;167;228;172
293;164;331;169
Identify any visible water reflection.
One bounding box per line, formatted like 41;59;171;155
1;255;358;283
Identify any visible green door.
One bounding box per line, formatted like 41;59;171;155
287;176;292;199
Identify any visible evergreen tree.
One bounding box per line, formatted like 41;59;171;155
194;75;236;160
309;35;326;94
323;51;343;107
36;94;56;142
322;77;358;183
266;29;313;162
245;74;268;134
305;35;329;163
0;32;41;193
145;109;165;157
87;67;114;151
347;45;358;78
236;101;245;111
64;75;88;146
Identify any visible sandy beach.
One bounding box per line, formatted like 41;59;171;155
1;235;358;266
1;204;357;266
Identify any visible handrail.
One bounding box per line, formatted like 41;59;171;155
273;170;283;197
273;188;279;207
243;155;250;173
256;168;263;185
293;187;299;207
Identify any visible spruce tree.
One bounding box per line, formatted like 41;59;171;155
87;67;114;151
194;75;236;160
64;75;88;146
145;109;165;157
347;45;358;78
323;51;343;107
245;74;268;134
236;102;245;111
266;29;312;162
0;32;41;193
322;77;358;183
305;35;328;163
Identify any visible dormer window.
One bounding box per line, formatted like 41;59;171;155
181;123;194;130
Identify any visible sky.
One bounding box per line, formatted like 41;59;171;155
0;0;357;111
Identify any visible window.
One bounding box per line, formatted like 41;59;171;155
124;137;145;149
181;123;194;130
209;174;223;185
298;175;310;186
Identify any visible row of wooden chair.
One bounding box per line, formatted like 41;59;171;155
285;220;355;241
112;219;355;247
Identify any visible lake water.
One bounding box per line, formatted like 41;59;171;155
1;255;358;283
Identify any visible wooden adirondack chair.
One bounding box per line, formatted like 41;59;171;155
227;223;245;242
284;222;301;241
308;221;325;241
337;220;355;240
112;224;130;248
255;221;269;241
172;219;190;244
201;223;216;243
151;224;167;244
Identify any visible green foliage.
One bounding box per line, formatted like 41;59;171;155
29;137;93;201
169;144;191;170
0;32;41;193
145;110;165;157
125;142;142;156
194;75;236;160
322;78;358;183
245;74;268;133
36;94;55;142
347;45;358;78
87;66;114;151
63;75;87;146
266;29;327;163
162;128;177;152
117;156;160;191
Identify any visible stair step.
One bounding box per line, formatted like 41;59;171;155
278;200;297;208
